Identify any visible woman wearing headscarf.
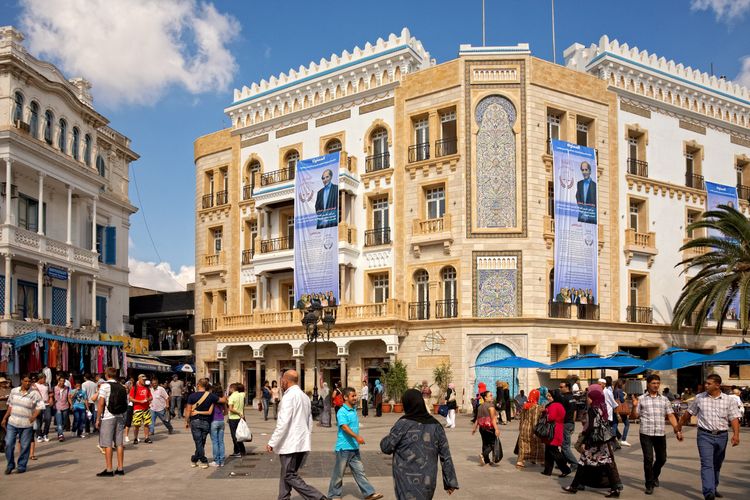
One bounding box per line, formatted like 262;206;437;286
319;382;331;427
381;389;459;499
444;383;457;429
562;388;622;497
538;386;550;406
515;388;545;468
472;390;500;466
421;380;432;413
503;382;512;423
374;379;384;417
542;389;572;477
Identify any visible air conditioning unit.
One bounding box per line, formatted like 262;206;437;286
14;119;30;133
216;350;227;359
1;182;18;198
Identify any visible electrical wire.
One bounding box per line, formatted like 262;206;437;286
130;164;163;263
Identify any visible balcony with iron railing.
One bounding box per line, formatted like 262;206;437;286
260;166;295;187
242;184;253;201
338;223;357;245
548;301;600;320
435;137;458;157
259;236;293;254
435;299;458;319
408;143;430;163
408;301;430;320
201;193;214;209
548;301;571;319
626;306;653;324
738;184;750;202
365;152;390;172
627;158;648;177
215;190;228;206
364;227;391;247
202;317;217;333
685;173;705;190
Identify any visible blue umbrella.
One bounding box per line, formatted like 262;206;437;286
473;356;549;369
548;353;626;370
700;342;750;365
627;347;707;375
605;351;646;368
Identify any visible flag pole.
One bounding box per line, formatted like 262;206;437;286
551;0;557;63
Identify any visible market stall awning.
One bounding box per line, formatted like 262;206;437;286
127;354;171;373
10;331;123;349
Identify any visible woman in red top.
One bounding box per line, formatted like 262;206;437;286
542;389;572;477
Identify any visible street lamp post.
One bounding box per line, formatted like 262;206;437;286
300;299;336;417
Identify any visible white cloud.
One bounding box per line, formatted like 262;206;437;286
128;257;194;292
691;0;750;22
19;0;241;106
738;56;750;88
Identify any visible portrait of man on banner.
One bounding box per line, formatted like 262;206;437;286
575;160;597;224
315;168;338;229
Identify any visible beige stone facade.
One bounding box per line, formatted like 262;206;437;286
194;33;750;407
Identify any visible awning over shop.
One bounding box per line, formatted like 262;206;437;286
127;354;172;373
10;331;123;349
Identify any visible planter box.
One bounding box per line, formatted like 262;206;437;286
382;403;393;413
393;403;404;413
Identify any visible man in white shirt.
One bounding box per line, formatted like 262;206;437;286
149;377;174;435
602;377;620;449
82;374;98;435
169;375;184;420
266;370;326;500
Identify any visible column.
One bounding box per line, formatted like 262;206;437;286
348;267;354;303
339;264;346;304
66;269;73;326
339;356;347;388
294;357;302;377
255;359;262;404
37;262;43;320
91;197;97;252
4;158;11;225
91;276;97;327
3;254;11;319
66;186;72;244
219;359;225;388
37;173;45;235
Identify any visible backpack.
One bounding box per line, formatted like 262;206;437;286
107;382;128;415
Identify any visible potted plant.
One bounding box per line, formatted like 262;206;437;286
432;362;453;413
384;359;409;413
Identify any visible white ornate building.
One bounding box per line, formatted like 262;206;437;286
0;26;137;340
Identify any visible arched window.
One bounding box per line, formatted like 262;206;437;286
43;110;54;144
284;150;299;170
412;269;430;320
83;134;92;165
244;159;261;199
368;127;389;171
441;266;457;318
72;127;80;160
325;138;342;154
96;154;106;177
29;101;40;139
58;119;67;153
12;92;24;123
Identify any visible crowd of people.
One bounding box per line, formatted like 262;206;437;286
2;368;746;500
0;370;196;475
463;373;742;500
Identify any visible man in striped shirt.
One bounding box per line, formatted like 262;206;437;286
632;374;683;495
679;373;742;500
0;375;44;474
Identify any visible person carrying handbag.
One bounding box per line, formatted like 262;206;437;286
227;383;246;457
472;390;501;466
613;380;631;447
444;384;457;429
541;390;572;478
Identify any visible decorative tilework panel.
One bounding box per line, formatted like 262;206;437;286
477;268;517;317
475;95;517;228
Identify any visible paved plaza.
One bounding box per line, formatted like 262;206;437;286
2;411;748;499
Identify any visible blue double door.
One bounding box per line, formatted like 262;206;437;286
474;343;518;398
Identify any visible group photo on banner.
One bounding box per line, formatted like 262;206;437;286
294;152;340;307
551;140;599;315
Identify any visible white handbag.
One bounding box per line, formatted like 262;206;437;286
235;418;253;442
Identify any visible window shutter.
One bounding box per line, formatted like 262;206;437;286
105;226;117;265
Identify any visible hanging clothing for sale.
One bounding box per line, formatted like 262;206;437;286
79;345;84;372
0;342;10;372
48;340;59;369
121;351;128;377
97;346;104;373
111;347;120;370
42;339;48;366
90;345;97;373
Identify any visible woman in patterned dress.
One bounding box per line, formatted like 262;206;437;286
562;389;622;497
516;388;545;468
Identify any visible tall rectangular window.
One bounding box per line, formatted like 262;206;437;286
372;197;389;230
213;228;222;253
629;200;640;231
426;186;445;219
17;194;44;233
372;273;389;303
576;120;589;147
547;114;561;141
286;215;294;241
686;209;701;238
440;110;457;139
286;286;295;310
413;118;429;161
628;136;638;161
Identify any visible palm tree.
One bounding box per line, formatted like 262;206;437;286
673;204;750;337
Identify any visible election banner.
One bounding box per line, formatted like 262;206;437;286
705;181;740;320
552;139;598;305
294;152;340;308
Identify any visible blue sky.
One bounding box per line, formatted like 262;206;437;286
1;0;748;291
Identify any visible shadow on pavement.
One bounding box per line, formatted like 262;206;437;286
29;459;79;471
125;460;157;473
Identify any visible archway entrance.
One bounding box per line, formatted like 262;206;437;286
474;343;518;398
